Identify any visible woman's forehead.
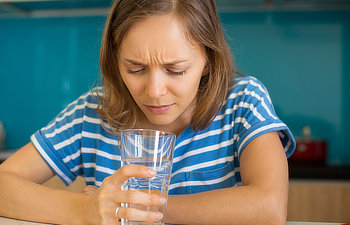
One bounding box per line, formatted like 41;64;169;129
118;14;203;63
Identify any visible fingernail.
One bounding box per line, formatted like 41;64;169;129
156;212;163;219
148;169;156;176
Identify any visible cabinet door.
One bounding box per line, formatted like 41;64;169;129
288;180;350;222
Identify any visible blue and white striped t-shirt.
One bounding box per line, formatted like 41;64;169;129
31;76;295;195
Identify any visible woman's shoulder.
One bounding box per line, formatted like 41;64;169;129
81;86;104;104
68;87;104;109
230;76;266;91
53;87;104;121
227;76;270;99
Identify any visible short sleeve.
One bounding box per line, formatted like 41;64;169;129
30;91;98;185
230;77;295;158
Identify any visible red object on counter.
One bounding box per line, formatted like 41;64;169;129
289;126;327;165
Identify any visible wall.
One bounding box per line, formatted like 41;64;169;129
220;10;350;166
0;16;105;149
0;10;349;165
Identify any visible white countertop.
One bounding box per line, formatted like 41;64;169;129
0;217;345;225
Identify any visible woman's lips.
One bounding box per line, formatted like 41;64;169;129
145;104;174;114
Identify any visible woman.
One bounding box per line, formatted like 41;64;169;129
0;0;295;224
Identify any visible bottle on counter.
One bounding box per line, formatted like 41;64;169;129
0;121;5;150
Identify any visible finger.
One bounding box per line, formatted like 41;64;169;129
110;164;156;188
116;189;166;207
118;207;163;223
82;185;99;195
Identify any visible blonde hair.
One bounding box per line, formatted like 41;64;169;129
97;0;235;133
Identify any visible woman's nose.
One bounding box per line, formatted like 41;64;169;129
145;71;167;99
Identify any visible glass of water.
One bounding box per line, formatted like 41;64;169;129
120;129;176;225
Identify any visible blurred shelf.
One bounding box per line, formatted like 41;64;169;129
217;1;350;13
0;0;112;18
289;164;350;180
1;0;350;18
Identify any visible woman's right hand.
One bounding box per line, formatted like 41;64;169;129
84;164;166;225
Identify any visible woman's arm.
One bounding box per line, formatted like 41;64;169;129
0;143;89;225
165;131;289;225
0;143;166;225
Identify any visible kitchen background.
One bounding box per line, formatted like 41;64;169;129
0;0;350;166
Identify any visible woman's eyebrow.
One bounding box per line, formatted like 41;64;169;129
163;60;190;66
123;59;146;66
122;58;190;66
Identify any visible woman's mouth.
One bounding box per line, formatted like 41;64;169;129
145;104;174;114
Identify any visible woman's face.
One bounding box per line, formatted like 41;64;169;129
118;14;207;133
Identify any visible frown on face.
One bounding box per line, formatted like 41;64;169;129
118;14;207;134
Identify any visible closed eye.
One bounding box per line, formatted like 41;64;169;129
167;70;185;76
127;69;145;74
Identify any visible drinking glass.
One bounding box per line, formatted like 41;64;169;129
120;129;176;225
